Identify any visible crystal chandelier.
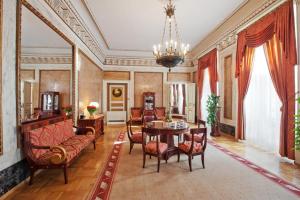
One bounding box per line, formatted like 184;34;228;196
153;0;189;71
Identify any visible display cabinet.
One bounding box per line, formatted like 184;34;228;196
41;91;60;114
143;92;155;110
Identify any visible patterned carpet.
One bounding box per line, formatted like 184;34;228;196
89;132;300;200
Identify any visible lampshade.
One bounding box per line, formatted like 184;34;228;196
89;102;99;108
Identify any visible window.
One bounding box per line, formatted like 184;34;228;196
244;46;281;154
201;68;211;121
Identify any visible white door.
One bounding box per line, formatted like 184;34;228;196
186;83;196;123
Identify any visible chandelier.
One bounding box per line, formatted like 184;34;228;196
153;0;189;71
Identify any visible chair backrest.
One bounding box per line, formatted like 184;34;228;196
126;120;133;140
131;107;142;118
197;119;206;128
155;107;166;117
190;128;207;153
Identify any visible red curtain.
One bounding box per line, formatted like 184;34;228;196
235;1;297;159
264;35;295;159
197;48;218;120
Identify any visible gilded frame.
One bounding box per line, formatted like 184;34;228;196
16;0;76;136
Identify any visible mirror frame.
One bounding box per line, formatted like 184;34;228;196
16;0;76;131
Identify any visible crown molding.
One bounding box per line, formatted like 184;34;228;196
21;55;72;64
44;0;106;63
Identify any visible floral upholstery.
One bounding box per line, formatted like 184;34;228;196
155;108;165;120
145;141;168;154
25;119;95;164
184;133;204;143
131;132;143;143
131;108;142;120
178;141;203;153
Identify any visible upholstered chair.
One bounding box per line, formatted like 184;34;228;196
184;119;206;143
142;127;168;172
126;120;143;154
130;107;143;124
154;107;166;121
178;128;207;171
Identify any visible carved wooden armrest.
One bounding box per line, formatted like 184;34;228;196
49;146;67;165
85;126;95;135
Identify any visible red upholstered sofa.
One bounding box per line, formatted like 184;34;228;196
23;119;96;184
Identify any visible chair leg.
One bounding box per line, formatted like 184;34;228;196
29;168;36;185
129;142;134;154
93;140;96;150
201;153;205;169
63;165;68;184
143;153;146;168
188;155;192;172
177;151;180;162
157;156;161;173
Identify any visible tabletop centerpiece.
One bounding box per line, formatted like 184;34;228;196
87;105;97;118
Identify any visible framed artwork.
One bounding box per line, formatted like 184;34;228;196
107;83;127;111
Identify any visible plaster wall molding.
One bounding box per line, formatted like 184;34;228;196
21;55;72;64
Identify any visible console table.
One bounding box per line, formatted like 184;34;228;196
77;114;104;138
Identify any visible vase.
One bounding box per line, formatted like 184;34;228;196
89;112;95;119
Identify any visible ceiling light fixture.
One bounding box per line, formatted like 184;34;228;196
153;0;189;71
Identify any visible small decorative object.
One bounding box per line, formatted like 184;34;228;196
206;93;221;137
295;97;300;150
112;88;122;97
79;114;85;120
64;106;72;116
87;105;97;118
165;110;172;122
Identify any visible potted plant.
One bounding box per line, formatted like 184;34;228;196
87;105;97;118
295;97;300;165
206;93;220;137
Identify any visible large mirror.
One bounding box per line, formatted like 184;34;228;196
17;2;74;124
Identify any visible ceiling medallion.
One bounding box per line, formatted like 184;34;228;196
153;0;190;71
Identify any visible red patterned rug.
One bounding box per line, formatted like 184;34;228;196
88;132;300;199
88;132;126;200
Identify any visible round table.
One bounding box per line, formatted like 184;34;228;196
145;121;189;160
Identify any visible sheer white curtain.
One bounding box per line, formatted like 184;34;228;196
201;68;211;121
244;46;281;154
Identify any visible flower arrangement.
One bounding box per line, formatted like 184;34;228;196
64;106;72;116
87;105;97;118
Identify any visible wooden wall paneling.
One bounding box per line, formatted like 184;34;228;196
103;71;130;80
224;55;233;119
20;69;35;81
134;72;163;107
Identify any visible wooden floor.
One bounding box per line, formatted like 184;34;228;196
2;125;300;200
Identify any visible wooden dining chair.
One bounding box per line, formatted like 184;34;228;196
178;128;207;171
184;119;206;143
142;127;168;172
126;120;143;154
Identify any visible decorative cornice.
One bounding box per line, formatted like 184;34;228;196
104;57;194;67
44;0;105;63
21;55;72;64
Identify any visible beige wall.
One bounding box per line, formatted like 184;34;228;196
78;51;103;113
167;72;191;82
134;72;163;107
39;70;71;108
103;71;130;80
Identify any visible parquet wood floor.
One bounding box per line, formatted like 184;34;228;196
2;125;300;200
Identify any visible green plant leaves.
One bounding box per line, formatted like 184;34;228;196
295;97;300;151
206;93;220;126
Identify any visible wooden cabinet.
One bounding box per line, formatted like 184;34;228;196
41;91;60;114
143;92;155;110
77;115;104;138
